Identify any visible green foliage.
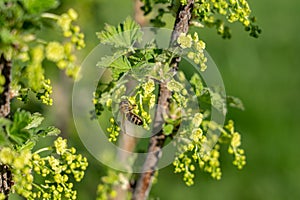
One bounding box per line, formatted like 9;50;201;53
140;0;261;38
97;55;132;80
97;17;143;49
191;0;260;38
0;1;88;199
139;0;170;27
106;117;121;142
0;0;85;105
23;0;59;14
0;110;88;199
178;32;207;71
94;14;247;194
0;109;60;147
96;170;131;200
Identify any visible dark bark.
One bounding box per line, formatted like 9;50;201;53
0;54;13;200
132;1;194;200
0;54;12;118
0;165;14;200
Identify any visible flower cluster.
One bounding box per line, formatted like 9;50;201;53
167;78;188;108
171;71;246;186
29;137;88;199
13;8;85;105
96;170;130;200
12;45;52;105
173;111;222;186
223;120;246;169
57;9;85;50
45;41;80;79
41;9;85;79
0;148;33;198
177;32;207;71
192;0;261;38
37;79;53;105
0;137;88;200
226;0;251;26
126;79;156;130
107;117;121;142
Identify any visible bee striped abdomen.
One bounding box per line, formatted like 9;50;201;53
120;100;143;126
126;113;143;126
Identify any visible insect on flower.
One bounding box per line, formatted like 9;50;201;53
119;100;143;126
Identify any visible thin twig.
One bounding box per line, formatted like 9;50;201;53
132;1;194;199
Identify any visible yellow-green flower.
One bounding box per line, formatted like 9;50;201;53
192;113;203;127
46;42;65;62
58;13;72;32
177;33;192;49
190;128;203;142
0;147;14;164
143;79;155;95
0;193;6;200
195;40;206;51
231;132;241;147
54;137;68;155
31;45;44;63
187;51;195;59
149;94;156;108
67;8;78;20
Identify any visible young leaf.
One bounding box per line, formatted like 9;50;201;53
227;96;245;110
7;110;31;145
96;17;143;49
97;50;125;68
40;126;61;137
25;112;44;129
98;56;132;80
163;124;174;135
0;117;12;127
18;141;36;151
23;0;59;14
0;130;8;146
190;73;204;97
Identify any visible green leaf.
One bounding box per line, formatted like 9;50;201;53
18;141;36;151
96;17;143;49
190;73;204;97
97;50;125;68
207;88;227;116
8;110;31;144
163;124;174;135
23;0;59;14
41;126;61;137
0;130;8;146
25;112;44;129
227;96;245;110
0;117;12;127
167;79;184;92
98;55;132;80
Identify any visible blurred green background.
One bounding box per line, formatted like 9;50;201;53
12;0;300;199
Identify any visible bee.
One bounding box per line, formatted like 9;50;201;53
119;100;143;126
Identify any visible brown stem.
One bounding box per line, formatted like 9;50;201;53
110;2;150;199
0;54;13;200
133;0;148;27
0;165;14;200
0;54;12;118
132;1;194;200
